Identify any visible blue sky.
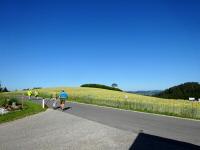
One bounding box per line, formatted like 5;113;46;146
0;0;200;91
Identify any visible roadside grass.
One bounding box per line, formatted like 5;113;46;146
0;99;46;124
1;87;200;120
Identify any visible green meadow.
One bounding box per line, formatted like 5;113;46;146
1;87;200;120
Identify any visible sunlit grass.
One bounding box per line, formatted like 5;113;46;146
1;87;200;119
0;100;46;124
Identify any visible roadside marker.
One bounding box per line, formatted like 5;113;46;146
42;99;45;108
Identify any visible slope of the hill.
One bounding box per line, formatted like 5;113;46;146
155;82;200;100
2;87;200;119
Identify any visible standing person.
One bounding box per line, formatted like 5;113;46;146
59;90;68;111
27;89;32;100
34;90;39;99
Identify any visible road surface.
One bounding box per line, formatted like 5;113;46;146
66;102;200;145
38;99;200;146
0;109;136;150
0;98;200;150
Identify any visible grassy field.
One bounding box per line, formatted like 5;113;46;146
1;87;200;120
0;97;46;124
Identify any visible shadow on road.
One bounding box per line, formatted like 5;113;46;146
63;107;71;111
129;132;200;150
53;106;71;111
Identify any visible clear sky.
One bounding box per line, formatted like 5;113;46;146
0;0;200;91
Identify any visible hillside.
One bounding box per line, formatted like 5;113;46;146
1;87;181;103
126;90;162;96
80;84;122;91
155;82;200;100
1;87;200;119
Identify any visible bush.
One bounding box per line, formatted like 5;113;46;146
81;84;122;91
23;88;30;91
0;87;9;92
0;101;46;124
0;97;7;106
33;87;42;90
8;98;20;105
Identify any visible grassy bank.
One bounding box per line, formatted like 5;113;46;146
0;99;46;124
2;87;200;120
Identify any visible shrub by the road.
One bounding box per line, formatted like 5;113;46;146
0;97;46;124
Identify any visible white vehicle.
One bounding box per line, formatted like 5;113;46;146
189;97;195;101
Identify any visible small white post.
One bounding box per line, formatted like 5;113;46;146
42;99;45;108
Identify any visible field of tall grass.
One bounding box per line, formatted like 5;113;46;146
1;87;200;120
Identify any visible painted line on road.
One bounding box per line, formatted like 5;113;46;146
69;101;200;122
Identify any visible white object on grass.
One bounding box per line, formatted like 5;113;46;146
42;99;45;108
189;97;195;101
0;108;8;115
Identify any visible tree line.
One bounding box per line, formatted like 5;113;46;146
155;82;200;100
80;83;122;91
0;82;9;92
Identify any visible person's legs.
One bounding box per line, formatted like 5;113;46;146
60;100;65;110
60;100;62;109
62;101;65;110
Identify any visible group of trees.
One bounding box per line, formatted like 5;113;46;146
0;82;9;92
23;87;42;91
81;83;122;91
155;82;200;100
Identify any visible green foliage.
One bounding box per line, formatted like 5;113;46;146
38;92;53;98
2;87;200;120
33;87;42;90
2;87;9;92
0;97;7;107
0;87;9;92
0;96;22;106
0;82;9;92
23;88;30;91
155;82;200;100
111;83;118;88
0;100;46;124
7;98;21;105
81;84;122;91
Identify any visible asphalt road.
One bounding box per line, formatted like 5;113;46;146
0;109;136;150
65;102;200;146
66;102;200;145
1;98;200;150
33;98;200;147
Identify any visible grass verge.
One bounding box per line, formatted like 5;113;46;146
0;101;46;124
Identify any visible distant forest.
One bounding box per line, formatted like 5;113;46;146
155;82;200;100
80;84;122;91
